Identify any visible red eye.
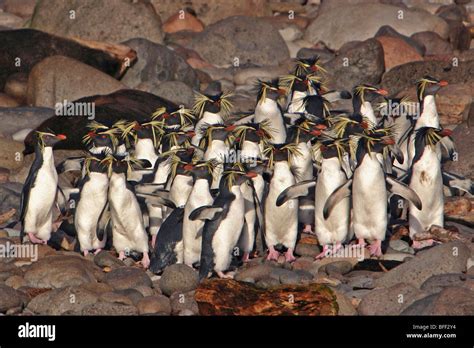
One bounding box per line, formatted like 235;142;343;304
101;135;106;139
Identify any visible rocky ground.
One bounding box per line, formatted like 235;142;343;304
0;0;473;315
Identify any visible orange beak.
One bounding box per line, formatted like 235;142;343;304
56;134;67;140
439;128;452;137
438;80;448;87
315;124;327;130
277;88;287;96
310;129;322;136
382;137;395;145
245;171;258;178
186;131;196;138
183;164;194;171
376;89;389;96
225;125;236;132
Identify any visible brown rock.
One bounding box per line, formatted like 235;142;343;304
4;73;28;103
0;284;25;313
0;93;20;107
0;138;25;171
163;11;204;33
195;279;338;315
411;31;453;56
5;275;26;289
99;291;133;306
136;295;172;315
376;36;423;70
169;290;199;315
436;84;473;126
104;267;153;291
79;282;113;295
2;0;36;18
261;15;310;30
443;123;474;179
444;197;474;228
81;302;138;315
333;290;357;315
404;286;474;315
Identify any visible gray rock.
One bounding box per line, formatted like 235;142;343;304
346;275;375;289
169;290;199;315
0;107;53;139
93;251;125;270
374;241;471;288
324;261;354;275
81;302;138;315
325;39;385;90
296;47;335;64
30;0;163;44
358;283;428;315
104;267;153;291
137;80;195;107
0;185;21;220
388;239;415;254
0;11;24;29
255;276;281;289
295;243;322;258
189;16;289;67
345;289;372;300
333;290;358;315
420;273;474;294
159;264;199;296
133;285;155;298
120;38;199;90
235;263;276;283
136;295;171;315
0;284;24;313
304;3;449;50
24;255;102;288
26;286;98;315
443;123;474;179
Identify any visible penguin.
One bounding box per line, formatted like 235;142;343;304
254;79;287;144
182;161;215;267
324;132;422;256
106;155;153;268
191;91;233;146
82;120;126;156
74;153;110;256
20;132;66;244
262;143;300;262
190;165;257;279
277;138;352;258
352;84;389;125
407;77;450;248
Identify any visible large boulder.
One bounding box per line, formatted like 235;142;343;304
27;55;125;108
159;264;199;296
137;80;195;107
30;0;163;44
402;287;474;315
443;123;474;179
304;3;450;50
103;267;153;291
376;36;423;70
0;107;54;139
120;38;199;90
0;284;25;313
188;16;289;68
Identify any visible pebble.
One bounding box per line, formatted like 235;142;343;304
159;264;199;297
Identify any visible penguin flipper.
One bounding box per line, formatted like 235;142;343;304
442;171;473;196
389;144;404;165
232;114;255;126
96;202;110;242
323;179;353;220
386;176;422;210
56;156;85;174
135;184;168;196
276;180;315;207
439;136;456;160
136;193;176;209
189;205;223;221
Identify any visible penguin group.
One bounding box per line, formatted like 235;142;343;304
19;55;472;280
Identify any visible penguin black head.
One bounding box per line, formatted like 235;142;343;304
232;122;273;146
36;132;67;148
193;91;233;117
319;138;349;160
255;79;285;103
294;55;326;76
302;94;331;118
184;160;215;182
162;129;195;151
416;76;448;102
280;73;324;94
83;120;123;153
85;153;109;174
353;84;389;104
221;163;258;190
151;106;195;130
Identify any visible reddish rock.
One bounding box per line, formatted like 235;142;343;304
411;31;453;56
163;11;204;33
436;84;473;125
186;57;212;69
376;36;423;70
0;93;20;107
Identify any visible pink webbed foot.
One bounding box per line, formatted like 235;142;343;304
358;238;366;247
28;232;47;245
266;246;280;261
217;271;234;279
368;240;383;257
242;252;250;263
118;250;126;260
94;248;102;255
151;234;157;249
284;248;296;263
140;252;150;269
315;245;330;259
83;250;89;257
302;224;316;235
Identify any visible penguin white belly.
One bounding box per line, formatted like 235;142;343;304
169;175;193;207
238;182;256;254
75;173;108;251
213;189;245;272
265;163;298;248
24;156;58;240
183;180;213;265
361;101;377;125
408;146;443;236
153;157;172;184
290;142;313;182
352;156;387;241
129;139;158;181
204;140;228;189
254;99;286;144
240;141;261;160
287;91;306;113
192;112;223;146
315;158;350;245
109;177;148;254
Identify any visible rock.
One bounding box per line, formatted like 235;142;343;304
374;25;426;56
436;84;473;126
295;243;322;258
411;31;453;56
27;55;125;108
120;38;199;90
382;59;474;96
4;73;28;103
358;283;427;315
0;93;20;107
133;285;155;298
382;252;415;262
24;255;101;289
0;168;10;184
443;123;474;178
195;279;338;315
255;276;281;289
346;275;376;289
188;16;290;68
137;80;195;107
2;0;36;18
93;251;125;270
0;138;24;171
0;11;24;28
304;3;449;50
169;290;199;315
30;0;163;44
104;267;152;291
26;286;98;315
162;11;204;33
5;275;26;289
0;187;21;222
81;302;138;315
235;263;276;283
98;291;133;306
151;0;272;26
325;39;385;90
323;261;354;275
374;241;471;288
114;288;144;305
279;25;303;42
159;264;199;296
389;239;415;254
136;295;171;315
0;107;54;139
402;286;474;315
437;5;471;51
0;284;24;313
333;290;357;315
376;36;423;70
233;65;288;86
420;273;474;294
296;47;335;64
262;14;310;31
269;268;307;285
79;282;113;295
0;29;137;90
